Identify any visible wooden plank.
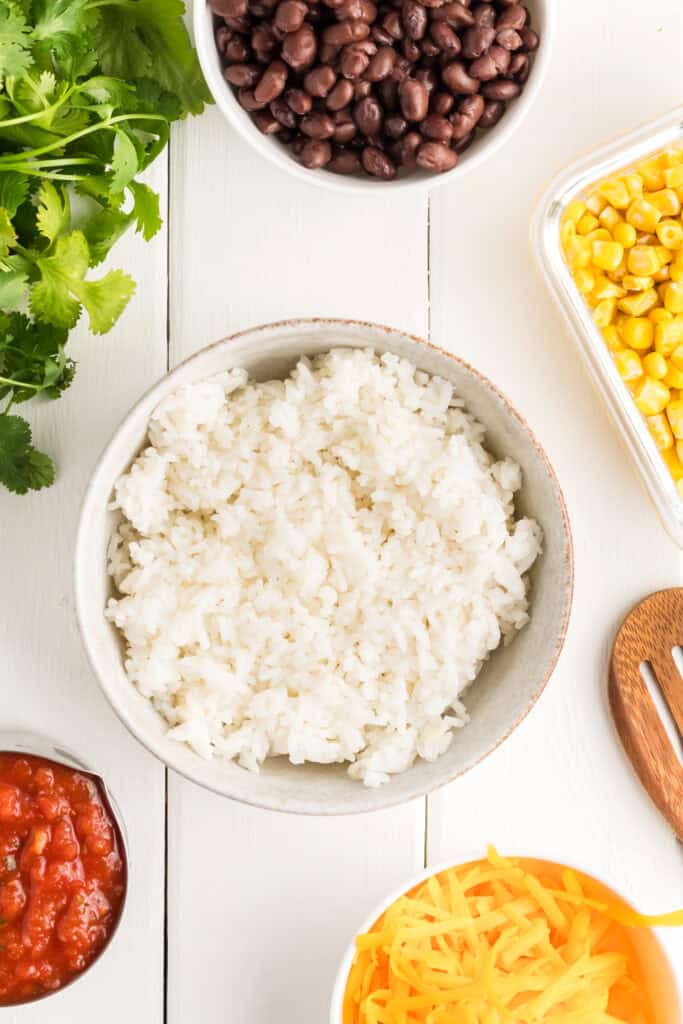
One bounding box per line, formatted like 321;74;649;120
166;109;428;1024
427;0;683;965
0;160;169;1023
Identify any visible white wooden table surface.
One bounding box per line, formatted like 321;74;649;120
3;1;683;1020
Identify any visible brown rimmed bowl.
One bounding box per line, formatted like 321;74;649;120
75;319;573;814
0;730;129;1007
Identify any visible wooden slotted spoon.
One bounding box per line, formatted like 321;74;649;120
609;588;683;842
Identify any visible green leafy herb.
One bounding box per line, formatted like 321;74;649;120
0;411;54;492
0;0;211;494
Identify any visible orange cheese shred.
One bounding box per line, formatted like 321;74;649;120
342;847;683;1024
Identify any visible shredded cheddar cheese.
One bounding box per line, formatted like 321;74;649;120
342;848;683;1024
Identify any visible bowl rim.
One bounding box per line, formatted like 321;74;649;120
74;317;574;814
193;0;555;195
328;846;683;1022
0;730;129;1010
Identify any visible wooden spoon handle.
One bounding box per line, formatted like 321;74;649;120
609;663;683;841
609;590;683;842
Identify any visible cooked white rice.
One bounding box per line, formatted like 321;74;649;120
106;349;541;787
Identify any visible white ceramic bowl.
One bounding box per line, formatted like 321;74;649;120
194;0;553;194
329;845;683;1022
75;319;573;814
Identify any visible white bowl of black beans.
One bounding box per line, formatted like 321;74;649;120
195;0;550;189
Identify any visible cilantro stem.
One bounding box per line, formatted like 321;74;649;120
0;376;43;392
0;87;76;129
0;167;91;181
4;157;102;168
0;114;167;166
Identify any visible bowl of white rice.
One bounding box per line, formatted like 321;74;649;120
75;319;573;814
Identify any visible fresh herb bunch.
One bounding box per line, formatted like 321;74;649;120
0;0;211;495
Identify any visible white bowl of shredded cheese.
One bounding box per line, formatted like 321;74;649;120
75;319;573;815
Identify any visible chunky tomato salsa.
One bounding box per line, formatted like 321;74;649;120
0;752;126;1005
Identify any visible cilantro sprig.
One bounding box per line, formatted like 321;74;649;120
0;0;211;494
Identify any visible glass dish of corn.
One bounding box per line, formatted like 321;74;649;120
532;106;683;547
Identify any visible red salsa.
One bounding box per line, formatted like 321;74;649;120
0;752;126;1006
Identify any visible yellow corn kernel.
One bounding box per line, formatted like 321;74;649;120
678;440;683;465
622;275;654;292
647;413;674;450
613;222;637;248
667;400;683;438
656;245;674;266
592;240;624;272
663;281;683;313
664;164;683;189
563;200;587;226
586;193;606;215
649;188;681;216
618;289;658;316
627;245;660;276
656;218;683;248
626;197;662;233
670;256;683;283
561;220;577;247
613;349;643;382
593;298;616;327
663;148;683;167
565;235;592;269
602;325;622;352
655;319;683;355
664;363;683;389
621;316;654;350
599;205;622;231
633;377;670;415
653;265;671;283
663;449;683;480
586;228;612;242
591;276;625;300
650;307;674;325
643;352;668;379
623;173;643;198
638;160;665;191
598;179;630;209
573;267;595;294
671;344;683;370
577;212;600;235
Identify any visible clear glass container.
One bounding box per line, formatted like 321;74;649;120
531;106;683;548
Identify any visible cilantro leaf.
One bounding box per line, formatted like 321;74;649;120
83;206;132;265
30;0;98;74
31;231;89;329
0;209;17;258
31;0;93;40
74;268;135;334
36;180;69;244
31;233;135;334
129;181;161;241
0;313;72;402
109;129;139;193
75;75;138;117
0;172;30;217
0;269;29;311
92;0;211;115
0;413;55;494
74;268;135;335
0;2;33;78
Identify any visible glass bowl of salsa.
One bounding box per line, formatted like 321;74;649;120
0;731;128;1007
